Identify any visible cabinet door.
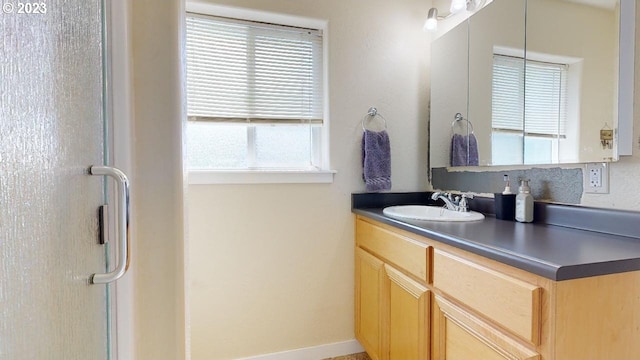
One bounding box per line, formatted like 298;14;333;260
433;296;539;360
356;248;386;360
385;265;430;360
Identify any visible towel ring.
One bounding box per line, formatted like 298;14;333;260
451;113;474;134
362;107;388;131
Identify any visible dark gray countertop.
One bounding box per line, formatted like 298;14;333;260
353;193;640;281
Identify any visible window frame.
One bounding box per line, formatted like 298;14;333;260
491;53;571;165
185;2;333;184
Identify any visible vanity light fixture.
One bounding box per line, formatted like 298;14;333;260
424;8;439;31
424;0;488;32
450;0;466;13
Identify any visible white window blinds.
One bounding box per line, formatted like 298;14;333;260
492;55;525;132
492;55;568;137
186;14;324;124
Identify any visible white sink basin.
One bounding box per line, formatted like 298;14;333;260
382;205;485;222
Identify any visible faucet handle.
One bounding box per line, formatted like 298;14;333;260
458;193;474;212
458;196;468;212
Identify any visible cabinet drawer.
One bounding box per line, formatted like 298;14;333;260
433;250;541;344
433;295;540;360
356;219;430;283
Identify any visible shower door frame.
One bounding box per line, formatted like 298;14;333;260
106;0;134;359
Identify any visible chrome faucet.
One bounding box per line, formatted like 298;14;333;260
431;192;457;211
431;192;474;212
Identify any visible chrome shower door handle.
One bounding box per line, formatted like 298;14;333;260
89;165;130;284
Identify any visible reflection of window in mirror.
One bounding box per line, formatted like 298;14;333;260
491;53;582;165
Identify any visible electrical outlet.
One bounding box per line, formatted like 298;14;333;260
589;167;601;187
584;163;609;194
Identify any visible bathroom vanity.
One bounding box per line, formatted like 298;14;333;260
352;193;640;360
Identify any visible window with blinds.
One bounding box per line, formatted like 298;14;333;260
492;54;568;137
491;54;569;165
185;13;325;170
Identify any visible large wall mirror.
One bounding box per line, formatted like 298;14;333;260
430;0;634;168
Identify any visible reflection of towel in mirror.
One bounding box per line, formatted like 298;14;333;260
362;129;391;192
451;133;479;166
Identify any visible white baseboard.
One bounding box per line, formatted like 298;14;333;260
235;340;364;360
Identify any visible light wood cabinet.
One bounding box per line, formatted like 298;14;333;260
355;246;431;360
355;247;385;360
355;215;640;360
356;218;430;282
386;265;430;360
433;250;541;345
433;295;539;360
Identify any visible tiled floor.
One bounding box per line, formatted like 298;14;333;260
323;352;371;360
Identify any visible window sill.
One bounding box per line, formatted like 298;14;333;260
188;169;337;185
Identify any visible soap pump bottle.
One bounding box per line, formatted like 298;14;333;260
494;175;516;221
502;174;512;195
515;179;534;223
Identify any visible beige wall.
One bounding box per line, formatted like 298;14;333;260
187;0;431;359
131;0;187;359
184;2;638;360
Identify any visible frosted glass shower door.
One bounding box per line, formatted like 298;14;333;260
1;1;111;359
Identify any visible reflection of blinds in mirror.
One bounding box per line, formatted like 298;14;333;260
186;14;324;123
492;55;568;137
492;55;525;132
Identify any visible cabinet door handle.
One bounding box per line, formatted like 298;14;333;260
89;166;130;284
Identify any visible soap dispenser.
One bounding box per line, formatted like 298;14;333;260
494;175;516;221
515;179;534;223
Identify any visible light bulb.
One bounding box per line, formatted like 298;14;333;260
466;0;487;12
424;18;437;31
450;0;466;13
424;8;438;31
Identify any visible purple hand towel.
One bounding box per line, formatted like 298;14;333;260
451;133;479;166
362;129;392;192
